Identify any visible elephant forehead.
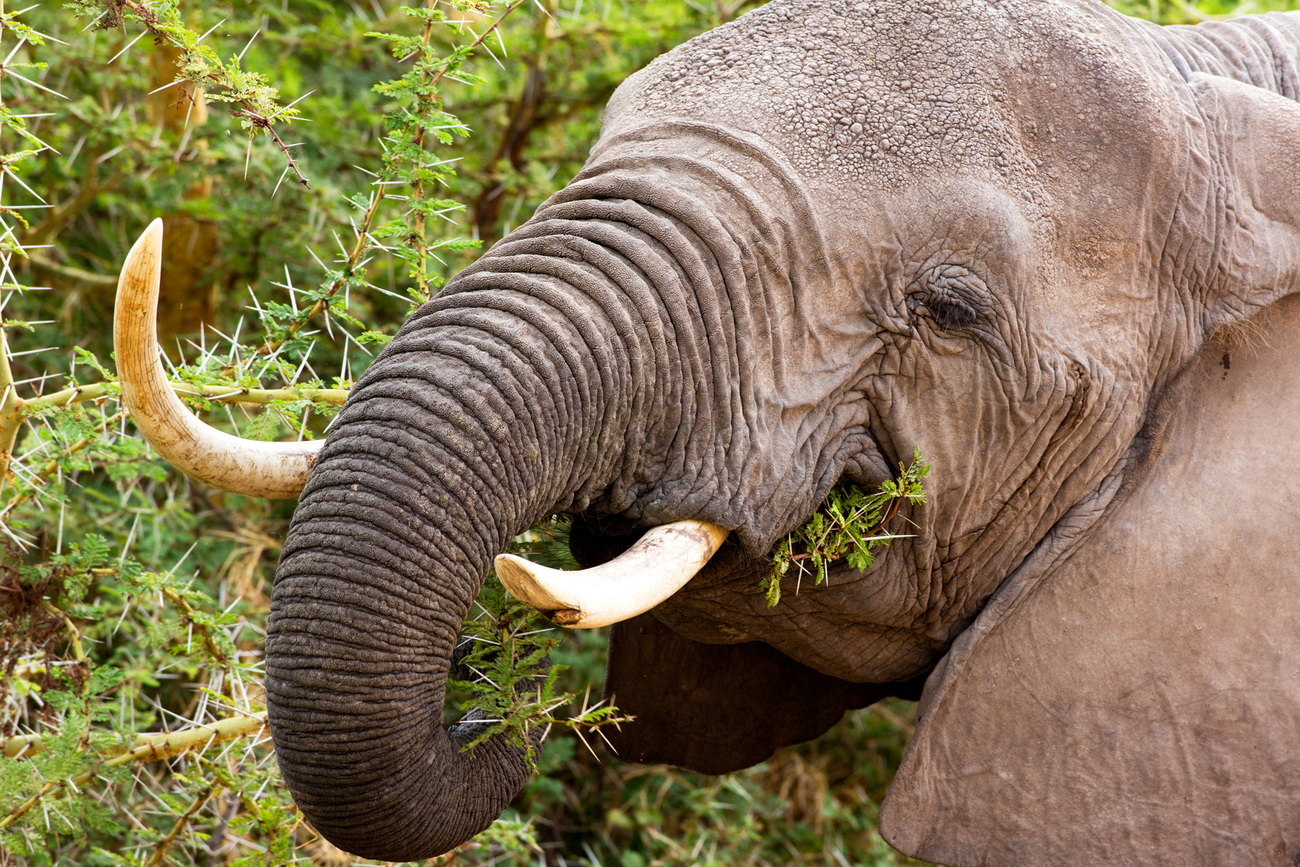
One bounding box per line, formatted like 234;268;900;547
606;0;1001;187
603;0;1166;196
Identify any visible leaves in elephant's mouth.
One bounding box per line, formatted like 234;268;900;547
763;448;929;607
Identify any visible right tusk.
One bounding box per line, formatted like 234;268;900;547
114;219;322;498
494;519;728;628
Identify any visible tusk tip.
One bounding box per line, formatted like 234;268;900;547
118;220;163;303
494;552;579;617
494;520;729;629
134;218;164;257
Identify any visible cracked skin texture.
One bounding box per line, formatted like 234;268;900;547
263;0;1300;862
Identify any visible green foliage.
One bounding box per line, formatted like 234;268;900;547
0;533;286;862
1103;0;1300;24
64;0;310;183
765;449;930;609
448;571;629;765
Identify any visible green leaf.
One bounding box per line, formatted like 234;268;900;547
764;449;929;607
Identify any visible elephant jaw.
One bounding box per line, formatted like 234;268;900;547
496;519;728;627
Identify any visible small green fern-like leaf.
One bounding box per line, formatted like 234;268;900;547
762;448;929;607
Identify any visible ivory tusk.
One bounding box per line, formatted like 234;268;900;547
494;519;728;628
114;219;322;498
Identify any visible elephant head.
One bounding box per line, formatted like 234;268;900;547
114;0;1300;863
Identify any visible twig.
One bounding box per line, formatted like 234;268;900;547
160;585;229;664
230;108;310;187
147;782;222;866
87;0;311;185
38;599;85;661
0;326;18;480
425;0;528;93
0;712;268;829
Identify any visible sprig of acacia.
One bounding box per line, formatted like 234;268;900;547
452;571;632;768
764;448;930;607
66;0;311;185
370;0;529;297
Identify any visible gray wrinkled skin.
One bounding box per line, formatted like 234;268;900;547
264;1;1300;863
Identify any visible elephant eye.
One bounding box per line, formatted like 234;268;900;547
907;266;986;334
908;289;980;333
924;296;977;331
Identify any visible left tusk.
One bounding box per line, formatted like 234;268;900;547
494;519;728;628
114;219;323;498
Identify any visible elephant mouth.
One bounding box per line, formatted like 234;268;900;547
543;423;908;622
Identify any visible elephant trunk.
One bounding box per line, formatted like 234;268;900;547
264;145;801;856
267;248;652;858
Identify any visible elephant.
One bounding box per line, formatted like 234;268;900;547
110;0;1300;863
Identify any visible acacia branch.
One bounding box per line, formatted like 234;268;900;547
86;0;310;185
38;599;86;661
1;379;346;517
159;585;229;664
0;712;268;829
410;0;441;297
20;381;347;414
230;108;310;188
234;0;530;356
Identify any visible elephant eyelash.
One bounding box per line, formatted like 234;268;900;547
908;291;980;333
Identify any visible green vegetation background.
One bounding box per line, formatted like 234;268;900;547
0;0;1289;865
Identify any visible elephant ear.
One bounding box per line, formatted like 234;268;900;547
1188;73;1300;330
601;614;921;774
879;292;1300;865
